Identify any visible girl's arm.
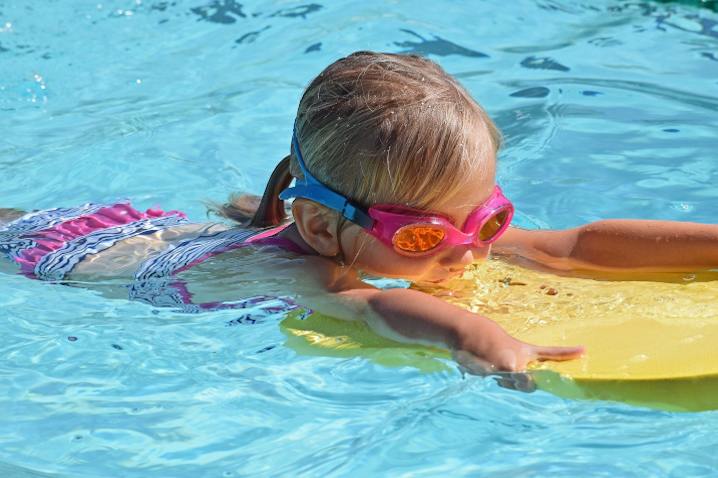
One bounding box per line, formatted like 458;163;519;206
185;252;584;372
328;286;584;373
493;220;718;272
293;257;584;373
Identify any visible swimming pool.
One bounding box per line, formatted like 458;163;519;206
1;0;717;476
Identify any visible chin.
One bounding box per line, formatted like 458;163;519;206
415;277;451;286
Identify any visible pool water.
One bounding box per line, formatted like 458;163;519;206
2;0;718;476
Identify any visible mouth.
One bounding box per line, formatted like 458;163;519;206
424;270;464;284
445;268;468;280
424;278;447;284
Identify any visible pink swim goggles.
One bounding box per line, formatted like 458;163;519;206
279;131;514;256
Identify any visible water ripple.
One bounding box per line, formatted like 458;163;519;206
1;0;718;476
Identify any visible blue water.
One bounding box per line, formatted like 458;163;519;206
1;0;718;476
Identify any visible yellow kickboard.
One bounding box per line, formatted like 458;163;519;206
282;260;718;412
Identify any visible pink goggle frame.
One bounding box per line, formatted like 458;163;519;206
367;186;514;256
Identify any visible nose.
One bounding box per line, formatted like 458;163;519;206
439;244;490;269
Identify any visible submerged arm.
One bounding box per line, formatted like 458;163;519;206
186;251;583;372
294;257;583;372
329;286;584;372
494;220;718;272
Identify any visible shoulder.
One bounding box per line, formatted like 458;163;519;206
183;246;365;303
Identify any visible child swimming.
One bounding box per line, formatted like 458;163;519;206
2;51;718;373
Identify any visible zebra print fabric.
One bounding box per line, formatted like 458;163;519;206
1;203;306;316
0;203;111;261
0;202;189;279
129;227;259;310
35;214;188;281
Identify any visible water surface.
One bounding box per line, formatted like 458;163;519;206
1;1;717;476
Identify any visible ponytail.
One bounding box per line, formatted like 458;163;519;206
211;155;293;228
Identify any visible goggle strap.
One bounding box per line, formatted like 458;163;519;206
291;132;321;186
341;203;374;229
279;130;375;230
279;184;373;228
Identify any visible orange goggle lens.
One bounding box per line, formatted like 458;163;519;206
478;209;510;242
391;209;510;254
392;224;446;254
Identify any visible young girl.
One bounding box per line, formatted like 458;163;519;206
2;51;718;374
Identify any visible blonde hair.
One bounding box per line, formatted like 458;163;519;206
217;51;502;227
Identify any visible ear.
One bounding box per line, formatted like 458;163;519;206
291;199;341;257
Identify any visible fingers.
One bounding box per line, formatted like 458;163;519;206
453;350;537;393
453;343;586;377
495;372;537;393
533;344;585;362
452;350;496;375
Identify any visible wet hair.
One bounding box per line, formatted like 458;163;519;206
213;51;502;227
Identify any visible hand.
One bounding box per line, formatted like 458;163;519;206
452;318;585;374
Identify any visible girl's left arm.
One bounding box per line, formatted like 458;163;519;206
493;220;718;272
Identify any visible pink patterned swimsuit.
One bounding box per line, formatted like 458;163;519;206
0;202;305;313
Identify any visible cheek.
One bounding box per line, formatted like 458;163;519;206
341;228;375;262
350;235;395;269
341;230;436;277
342;230;422;275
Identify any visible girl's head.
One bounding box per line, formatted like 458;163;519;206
228;51;506;283
292;51;501;211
